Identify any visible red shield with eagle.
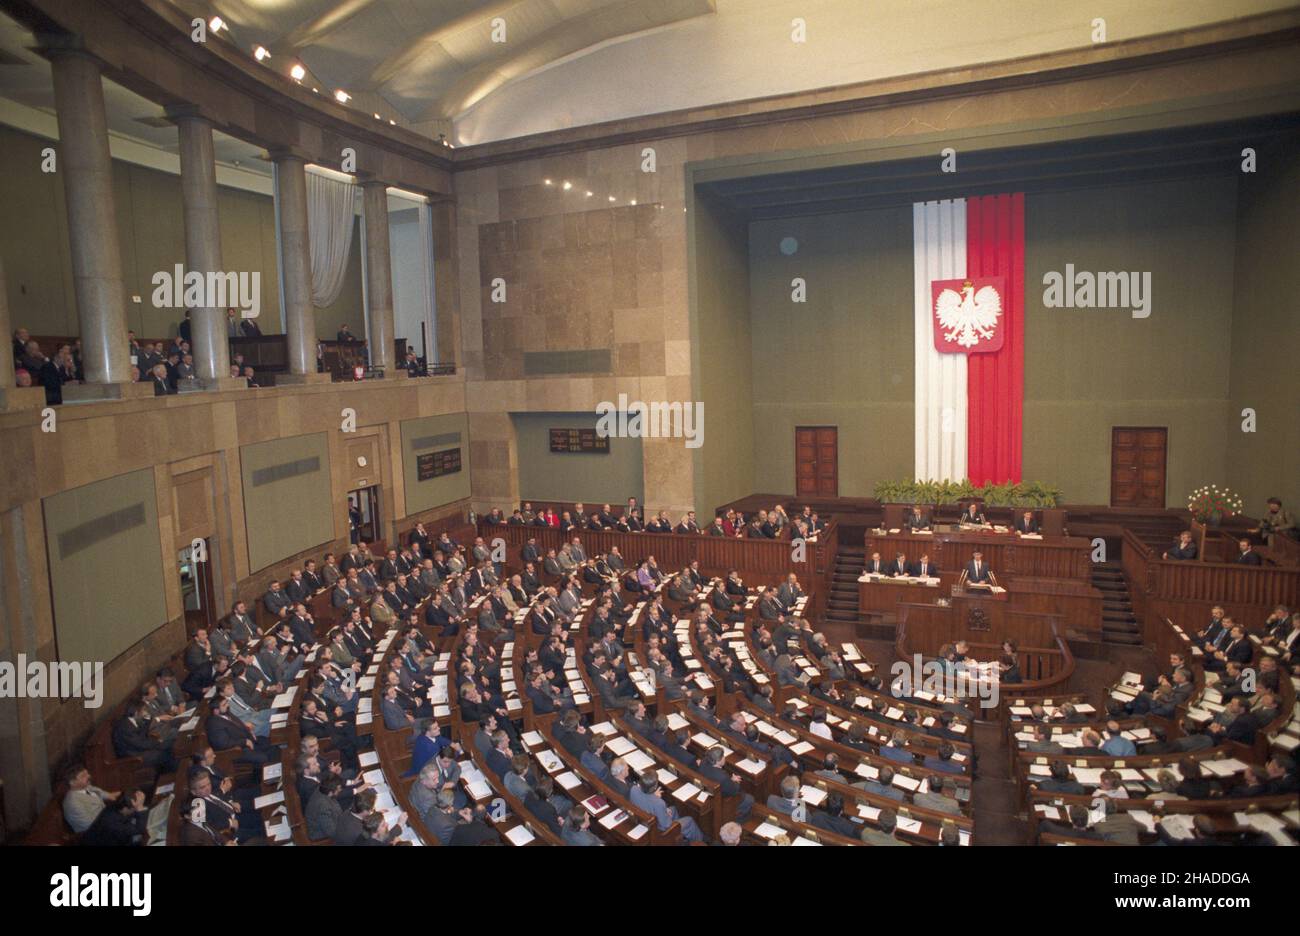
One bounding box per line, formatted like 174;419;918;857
931;276;1006;353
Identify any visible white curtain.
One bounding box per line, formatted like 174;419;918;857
306;169;356;308
913;199;968;481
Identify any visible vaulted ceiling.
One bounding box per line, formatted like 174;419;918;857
161;0;717;135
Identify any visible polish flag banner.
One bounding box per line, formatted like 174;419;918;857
913;194;1024;486
931;276;1006;353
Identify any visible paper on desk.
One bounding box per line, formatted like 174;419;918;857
253;790;285;809
505;824;535;846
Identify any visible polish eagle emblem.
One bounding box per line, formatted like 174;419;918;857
931;276;1006;353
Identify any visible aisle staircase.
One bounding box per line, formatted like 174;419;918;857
1093;560;1142;646
825;545;865;627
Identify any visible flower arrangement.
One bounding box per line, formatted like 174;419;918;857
1187;485;1244;525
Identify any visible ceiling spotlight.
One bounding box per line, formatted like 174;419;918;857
630;199;637;206
389;119;396;125
608;195;615;202
334;89;351;103
562;181;572;190
585;191;593;197
543;179;552;186
209;17;225;33
374;113;381;120
254;46;270;62
290;63;306;81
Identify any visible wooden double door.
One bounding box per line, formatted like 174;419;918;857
795;426;838;497
1110;426;1167;507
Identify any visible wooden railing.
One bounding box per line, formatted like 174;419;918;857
477;519;838;594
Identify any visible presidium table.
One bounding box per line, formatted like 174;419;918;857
857;524;1103;639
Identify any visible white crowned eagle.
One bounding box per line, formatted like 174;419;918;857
935;280;1001;348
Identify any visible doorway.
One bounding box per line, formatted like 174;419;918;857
178;538;216;631
348;485;382;545
1110;427;1167;507
795;426;839;497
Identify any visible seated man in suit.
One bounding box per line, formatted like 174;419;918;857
1038;803;1102;842
863;551;887;576
904;506;931;530
697;745;753;820
1206;696;1260;744
853;764;905;801
561;805;605;846
889;552;911;577
809;793;856;839
263;580;292;620
959;502;986;526
908;553;939;578
1163;530;1198;560
860;808;911;846
964;550;992;584
112;699;178;773
1014;510;1039;534
206;696;278;768
1204;624;1252;672
1235;538;1263;566
630;772;704;843
765;775;801;816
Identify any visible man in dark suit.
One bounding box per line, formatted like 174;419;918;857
960;502;986;525
206;696;278;767
485;730;514;777
1206;697;1259;744
112;700;177;772
908;553;939;578
697;745;753;819
263;581;292;619
1038;804;1102;841
863;551;886;575
1235;538;1263;565
1164;531;1198;560
809;793;857;838
1015;510;1039;534
1204;624;1252;672
889;552;910;577
964;551;992;584
904;506;931;530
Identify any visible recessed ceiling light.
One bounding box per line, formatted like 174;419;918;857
254;46;270;61
209;17;224;33
585;191;593;197
290;63;306;81
630;199;637;206
608;196;616;202
334;89;351;103
374;113;381;120
389;119;396;125
562;181;572;190
544;179;552;185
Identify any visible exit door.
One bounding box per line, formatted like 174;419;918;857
795;426;838;497
1110;427;1167;507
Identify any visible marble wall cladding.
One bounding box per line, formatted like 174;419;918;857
456;139;697;513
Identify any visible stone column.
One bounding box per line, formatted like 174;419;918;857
170;108;240;389
361;180;396;375
0;259;45;410
44;42;148;400
272;152;327;383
